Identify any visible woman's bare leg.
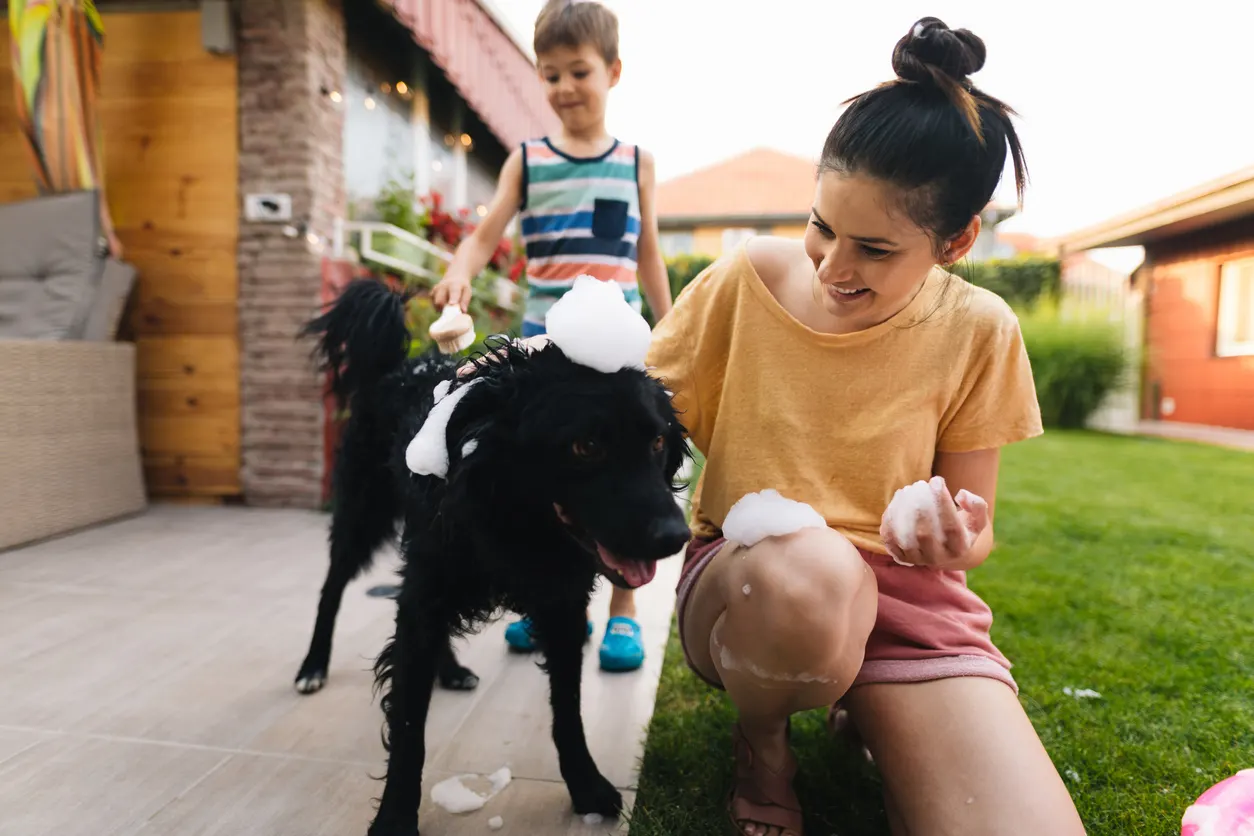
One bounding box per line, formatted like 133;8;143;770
845;677;1085;835
682;528;878;835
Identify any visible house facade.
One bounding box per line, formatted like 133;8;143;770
0;0;554;507
655;148;1027;262
1060;167;1254;431
654;149;816;258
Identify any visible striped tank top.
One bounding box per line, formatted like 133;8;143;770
518;138;642;331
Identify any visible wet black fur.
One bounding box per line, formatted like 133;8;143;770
292;282;476;696
297;279;690;834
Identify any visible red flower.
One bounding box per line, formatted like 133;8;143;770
429;191;443;211
457;207;470;219
439;219;461;246
509;260;524;283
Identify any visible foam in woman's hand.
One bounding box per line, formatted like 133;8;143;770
722;490;827;547
545;275;651;373
406;379;482;478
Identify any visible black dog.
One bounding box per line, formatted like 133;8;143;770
301;280;691;834
293;285;478;697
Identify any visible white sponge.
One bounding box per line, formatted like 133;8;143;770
722;490;827;547
545;276;651;373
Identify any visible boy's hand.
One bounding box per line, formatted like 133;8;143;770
456;335;550;377
432;275;472;312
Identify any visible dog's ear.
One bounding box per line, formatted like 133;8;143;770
652;380;690;489
439;377;520;514
664;418;689;490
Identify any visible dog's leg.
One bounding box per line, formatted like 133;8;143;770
531;603;624;818
369;599;444;836
437;635;479;691
295;425;398;695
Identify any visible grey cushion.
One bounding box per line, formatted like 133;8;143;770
81;259;136;341
0;191;106;340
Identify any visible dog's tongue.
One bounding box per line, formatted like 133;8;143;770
596;545;657;588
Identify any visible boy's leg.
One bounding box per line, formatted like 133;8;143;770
599;586;645;672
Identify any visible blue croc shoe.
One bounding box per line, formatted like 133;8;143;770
505;617;593;653
599;616;645;672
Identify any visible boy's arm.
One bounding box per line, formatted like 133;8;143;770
432;148;524;311
635;149;673;321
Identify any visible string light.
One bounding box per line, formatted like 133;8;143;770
432;161;443;172
459;133;472;147
476;205;488;217
328;90;343;103
396;81;409;95
364;96;377;110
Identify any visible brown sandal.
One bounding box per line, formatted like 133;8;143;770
728;723;804;836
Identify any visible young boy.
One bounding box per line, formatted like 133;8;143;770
431;0;673;673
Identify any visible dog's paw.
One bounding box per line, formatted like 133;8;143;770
568;772;622;818
293;667;327;695
438;662;480;691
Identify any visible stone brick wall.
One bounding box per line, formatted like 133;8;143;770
237;0;346;507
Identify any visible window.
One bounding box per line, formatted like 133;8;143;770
1217;256;1254;357
721;227;758;253
659;231;695;258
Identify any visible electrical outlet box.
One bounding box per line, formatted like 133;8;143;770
244;193;293;222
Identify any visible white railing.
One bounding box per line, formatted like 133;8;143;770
332;219;453;283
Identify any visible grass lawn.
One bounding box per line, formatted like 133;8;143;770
630;431;1254;836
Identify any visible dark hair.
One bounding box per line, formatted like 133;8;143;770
820;17;1027;254
534;0;619;66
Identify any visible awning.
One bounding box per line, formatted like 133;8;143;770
382;0;560;150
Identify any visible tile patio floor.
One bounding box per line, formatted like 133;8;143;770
0;504;682;836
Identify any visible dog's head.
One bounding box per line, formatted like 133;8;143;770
439;341;691;589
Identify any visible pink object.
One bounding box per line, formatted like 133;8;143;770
1182;770;1254;835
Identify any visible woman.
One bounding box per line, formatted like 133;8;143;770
645;17;1086;836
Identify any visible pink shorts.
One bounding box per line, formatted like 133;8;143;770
675;537;1017;694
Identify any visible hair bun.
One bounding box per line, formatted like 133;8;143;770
892;17;986;86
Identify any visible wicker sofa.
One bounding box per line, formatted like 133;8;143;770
0;191;146;551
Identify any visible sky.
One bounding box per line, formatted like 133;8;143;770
495;0;1254;240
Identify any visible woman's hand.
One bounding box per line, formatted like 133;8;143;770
880;476;990;568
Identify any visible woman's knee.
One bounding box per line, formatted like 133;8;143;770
718;528;877;665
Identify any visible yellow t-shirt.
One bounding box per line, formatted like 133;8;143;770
647;243;1044;554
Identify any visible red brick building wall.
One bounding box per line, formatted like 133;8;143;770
1141;216;1254;430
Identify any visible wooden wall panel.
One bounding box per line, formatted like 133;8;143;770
0;10;241;497
1145;242;1254;431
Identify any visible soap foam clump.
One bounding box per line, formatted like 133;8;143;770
722;490;827;547
545;276;651;374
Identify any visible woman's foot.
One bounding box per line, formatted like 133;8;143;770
729;723;803;836
504;617;593;653
598;616;645;671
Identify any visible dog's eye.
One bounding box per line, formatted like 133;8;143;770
572;440;604;461
652;436;665;453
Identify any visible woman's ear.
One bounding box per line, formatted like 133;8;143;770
941;214;982;265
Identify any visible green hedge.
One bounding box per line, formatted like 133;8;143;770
642;254;715;325
1019;305;1129;429
954;256;1061;308
649;253;1062;320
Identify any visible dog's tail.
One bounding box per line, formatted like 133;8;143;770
302;279;412;408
